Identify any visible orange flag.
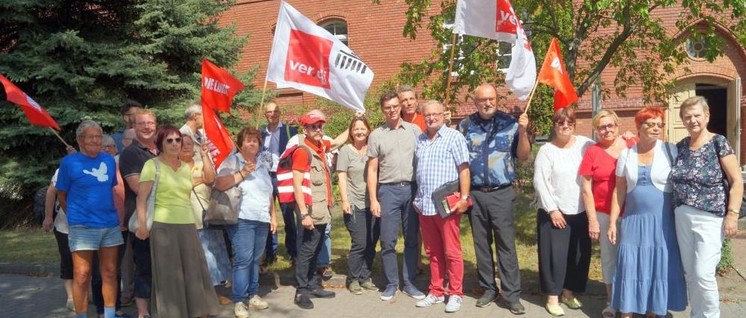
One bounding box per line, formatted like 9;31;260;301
537;38;578;110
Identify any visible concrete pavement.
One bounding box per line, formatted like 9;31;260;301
2;220;745;317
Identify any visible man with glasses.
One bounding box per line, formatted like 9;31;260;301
292;109;337;309
367;92;425;301
118;109;158;318
457;83;530;314
260;101;299;268
112;100;142;153
412;100;470;313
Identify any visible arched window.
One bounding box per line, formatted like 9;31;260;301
321;20;348;46
686;34;708;59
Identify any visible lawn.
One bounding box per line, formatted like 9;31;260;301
0;191;604;291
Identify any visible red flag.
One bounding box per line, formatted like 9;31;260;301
1;75;61;130
537;38;578;110
202;104;234;168
201;59;245;113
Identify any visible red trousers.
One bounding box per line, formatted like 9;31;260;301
419;213;464;296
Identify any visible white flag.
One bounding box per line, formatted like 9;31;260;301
454;0;519;43
454;0;536;100
505;22;537;100
266;1;373;112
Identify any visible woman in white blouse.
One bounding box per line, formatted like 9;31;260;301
533;107;594;316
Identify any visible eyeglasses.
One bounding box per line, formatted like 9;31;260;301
555;120;575;126
424;112;443;119
642;122;665;129
596;123;617;131
103;144;116;148
165;137;182;144
306;123;324;131
475;97;497;104
136;121;156;127
381;104;401;112
81;134;103;140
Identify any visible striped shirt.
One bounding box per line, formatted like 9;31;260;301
414;125;469;216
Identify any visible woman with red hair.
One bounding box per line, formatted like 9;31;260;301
607;106;687;317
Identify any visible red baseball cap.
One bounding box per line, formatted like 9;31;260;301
300;109;327;126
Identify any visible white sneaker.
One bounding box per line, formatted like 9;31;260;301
234;302;250;318
416;294;445;307
445;295;462;313
66;298;74;311
248;295;269;310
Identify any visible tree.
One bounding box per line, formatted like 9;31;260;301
376;0;746;134
0;0;256;199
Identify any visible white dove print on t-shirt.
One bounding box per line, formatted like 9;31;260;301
83;162;109;182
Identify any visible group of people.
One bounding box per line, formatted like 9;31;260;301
42;82;740;318
534;97;742;318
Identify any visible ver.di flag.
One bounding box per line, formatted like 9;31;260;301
537;38;578;110
0;74;60;130
201;104;233;168
454;0;536;100
266;1;373;112
202;59;245;113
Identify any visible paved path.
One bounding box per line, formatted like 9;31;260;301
2;221;745;317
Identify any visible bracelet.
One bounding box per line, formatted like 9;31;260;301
237;170;245;178
727;208;739;215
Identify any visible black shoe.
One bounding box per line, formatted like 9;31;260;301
310;288;336;298
476;290;497;308
294;293;314;309
497;297;526;315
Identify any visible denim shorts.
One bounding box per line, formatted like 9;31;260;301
68;225;123;252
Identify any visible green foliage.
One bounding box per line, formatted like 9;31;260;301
718;238;734;275
0;0;252;198
377;0;746;105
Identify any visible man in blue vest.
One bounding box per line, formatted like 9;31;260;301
261;101;299;267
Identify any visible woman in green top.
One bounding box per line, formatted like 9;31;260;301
134;125;218;318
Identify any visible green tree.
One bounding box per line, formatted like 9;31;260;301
375;0;746;134
0;0;254;199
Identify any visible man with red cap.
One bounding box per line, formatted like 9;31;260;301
292;109;337;309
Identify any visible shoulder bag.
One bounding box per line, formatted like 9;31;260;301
128;159;160;232
205;155;241;226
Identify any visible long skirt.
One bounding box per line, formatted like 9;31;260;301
150;222;218;317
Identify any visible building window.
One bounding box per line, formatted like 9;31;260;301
321;20;348;46
443;18;513;74
686;35;708;59
496;42;512;72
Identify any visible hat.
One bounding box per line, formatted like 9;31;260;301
300;109;327;126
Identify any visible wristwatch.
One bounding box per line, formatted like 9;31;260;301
461;194;470;201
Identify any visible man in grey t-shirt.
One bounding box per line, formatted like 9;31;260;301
367;92;424;301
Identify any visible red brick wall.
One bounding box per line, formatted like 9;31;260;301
221;0;442;115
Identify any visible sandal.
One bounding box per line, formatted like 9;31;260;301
546;303;565;316
602;305;616;318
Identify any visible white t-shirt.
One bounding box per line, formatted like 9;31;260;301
533;135;594;215
50;170;69;234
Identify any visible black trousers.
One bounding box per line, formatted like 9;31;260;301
536;209;592;295
295;223;326;292
344;206;380;283
468;186;522;303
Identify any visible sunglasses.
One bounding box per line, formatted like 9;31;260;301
642;122;665;128
165;137;182;144
306;123;324;131
596;123;617;131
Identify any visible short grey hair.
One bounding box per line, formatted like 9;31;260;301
422;100;445;113
185;102;202;120
679;96;710;117
397;85;418;98
75;120;102;138
102;134;115;146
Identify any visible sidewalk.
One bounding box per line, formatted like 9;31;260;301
1;220;745;317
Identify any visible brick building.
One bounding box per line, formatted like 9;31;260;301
222;0;746;164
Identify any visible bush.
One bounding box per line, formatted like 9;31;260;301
718;238;733;275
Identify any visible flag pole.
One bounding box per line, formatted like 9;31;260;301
522;79;541;115
255;78;269;128
49;127;71;148
444;33;458;112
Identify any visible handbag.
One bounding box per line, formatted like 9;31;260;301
205;155;241;226
128;159;160;232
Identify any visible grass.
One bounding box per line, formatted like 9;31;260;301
0;191;604;290
0;227;58;264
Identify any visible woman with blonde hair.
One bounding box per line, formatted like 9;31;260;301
578;110;634;317
671;96;742;317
